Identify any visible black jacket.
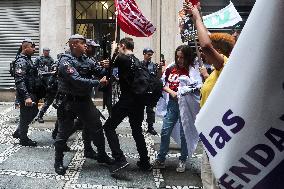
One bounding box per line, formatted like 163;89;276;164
14;53;41;101
57;53;101;96
140;60;158;77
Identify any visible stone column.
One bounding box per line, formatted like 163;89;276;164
119;0;182;63
40;0;73;59
160;0;183;64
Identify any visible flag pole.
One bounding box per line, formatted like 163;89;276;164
192;24;203;68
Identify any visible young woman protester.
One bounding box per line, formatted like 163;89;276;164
154;45;202;173
185;2;236;188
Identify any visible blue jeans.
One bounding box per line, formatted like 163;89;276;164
157;98;188;162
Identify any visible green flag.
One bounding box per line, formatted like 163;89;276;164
203;2;242;29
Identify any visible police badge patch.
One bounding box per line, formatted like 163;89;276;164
63;61;74;74
67;66;74;74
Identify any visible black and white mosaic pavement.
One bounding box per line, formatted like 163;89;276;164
0;103;202;189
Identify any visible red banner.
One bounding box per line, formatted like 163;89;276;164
115;0;156;37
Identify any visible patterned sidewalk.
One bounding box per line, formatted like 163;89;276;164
0;102;202;189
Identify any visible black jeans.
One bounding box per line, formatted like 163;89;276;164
54;98;106;155
145;106;155;126
103;95;149;162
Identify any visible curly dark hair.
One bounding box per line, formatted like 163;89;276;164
210;33;236;57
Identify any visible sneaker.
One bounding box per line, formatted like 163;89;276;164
110;160;129;173
153;159;165;169
176;160;186;173
137;161;153;171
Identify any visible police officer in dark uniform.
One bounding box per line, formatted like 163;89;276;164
12;38;39;146
34;48;55;123
140;48;160;135
54;34;113;175
78;39;109;160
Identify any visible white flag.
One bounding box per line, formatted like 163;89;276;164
195;0;284;189
203;1;242;29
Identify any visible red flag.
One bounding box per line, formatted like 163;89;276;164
115;0;156;37
185;0;199;6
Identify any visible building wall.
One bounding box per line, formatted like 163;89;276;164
39;0;254;62
122;0;182;64
40;0;182;63
40;0;73;59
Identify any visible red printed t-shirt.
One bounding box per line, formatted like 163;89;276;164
164;66;189;92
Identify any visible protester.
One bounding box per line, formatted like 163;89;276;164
103;37;152;173
185;3;236;188
154;45;202;173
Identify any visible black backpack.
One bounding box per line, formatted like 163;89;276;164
9;59;17;77
128;55;163;107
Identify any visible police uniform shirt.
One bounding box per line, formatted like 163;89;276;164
87;57;107;78
35;55;55;72
57;54;100;96
141;60;158;77
14;54;38;100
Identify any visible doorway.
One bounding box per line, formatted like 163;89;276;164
74;0;118;43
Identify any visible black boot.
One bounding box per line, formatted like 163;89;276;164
19;137;37;147
37;112;44;123
12;130;20;139
52;121;58;140
54;152;66;175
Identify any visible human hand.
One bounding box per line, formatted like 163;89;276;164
100;60;110;68
170;91;178;99
99;76;108;86
159;60;165;67
199;66;209;79
25;98;33;107
183;2;201;20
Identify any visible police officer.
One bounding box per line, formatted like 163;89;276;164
78;39;109;160
12;38;39;146
35;48;55;123
54;34;113;175
140;48;161;135
34;47;54;73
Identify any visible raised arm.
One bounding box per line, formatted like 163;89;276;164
186;4;225;71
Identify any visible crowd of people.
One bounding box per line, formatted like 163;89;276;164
10;2;241;188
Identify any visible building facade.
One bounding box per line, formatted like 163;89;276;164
0;0;255;90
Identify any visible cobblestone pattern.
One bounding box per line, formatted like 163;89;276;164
0;104;202;189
